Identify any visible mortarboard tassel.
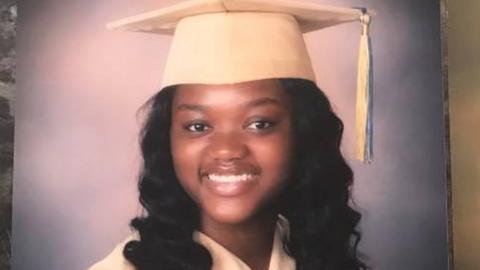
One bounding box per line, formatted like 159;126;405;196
355;11;373;163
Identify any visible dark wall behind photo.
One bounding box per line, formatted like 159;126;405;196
13;0;448;270
0;0;16;269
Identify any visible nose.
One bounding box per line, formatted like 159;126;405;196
206;131;249;163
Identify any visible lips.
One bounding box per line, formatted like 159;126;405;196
199;164;260;197
207;173;256;183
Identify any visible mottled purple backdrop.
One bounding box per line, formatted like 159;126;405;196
13;1;448;269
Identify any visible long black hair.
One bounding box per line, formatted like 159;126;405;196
123;78;367;270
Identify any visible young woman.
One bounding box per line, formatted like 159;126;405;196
90;1;372;269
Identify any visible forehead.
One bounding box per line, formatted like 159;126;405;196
173;79;291;107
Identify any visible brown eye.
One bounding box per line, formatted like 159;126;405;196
185;122;209;133
246;120;275;130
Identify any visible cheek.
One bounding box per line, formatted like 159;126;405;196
252;133;293;183
171;136;205;200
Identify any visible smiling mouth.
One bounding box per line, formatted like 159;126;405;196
200;166;260;197
207;173;257;183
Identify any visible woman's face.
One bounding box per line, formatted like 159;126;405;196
170;79;294;226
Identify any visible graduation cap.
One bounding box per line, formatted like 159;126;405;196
107;0;374;162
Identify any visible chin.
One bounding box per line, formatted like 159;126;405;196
203;200;259;225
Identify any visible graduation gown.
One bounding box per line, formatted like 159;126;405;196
88;218;296;270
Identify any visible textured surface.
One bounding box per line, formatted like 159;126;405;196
448;0;480;269
13;1;449;270
0;0;15;268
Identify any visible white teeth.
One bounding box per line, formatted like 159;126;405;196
207;174;254;183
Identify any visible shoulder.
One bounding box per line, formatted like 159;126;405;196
88;234;138;270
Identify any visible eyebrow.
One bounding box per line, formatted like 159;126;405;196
174;97;281;112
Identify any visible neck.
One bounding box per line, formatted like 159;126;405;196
200;212;278;270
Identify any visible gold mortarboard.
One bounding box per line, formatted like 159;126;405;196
107;0;373;162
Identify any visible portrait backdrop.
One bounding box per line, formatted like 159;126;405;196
13;0;448;269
